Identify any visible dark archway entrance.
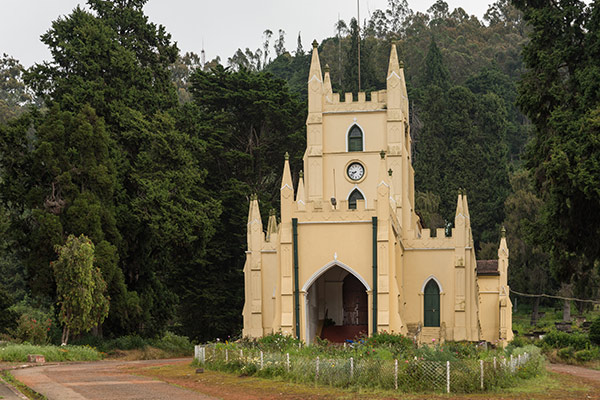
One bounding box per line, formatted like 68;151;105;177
424;279;440;327
305;266;368;343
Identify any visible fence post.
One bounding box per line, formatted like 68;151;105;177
240;349;243;360
287;353;290;373
394;359;398;390
493;356;497;370
350;357;354;380
225;349;228;363
446;361;450;394
510;354;513;372
518;354;521;367
194;345;199;360
480;359;484;390
260;351;264;370
316;356;320;381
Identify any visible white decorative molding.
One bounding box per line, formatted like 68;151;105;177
346;185;367;208
387;71;401;81
420;275;444;294
302;259;371;292
345;122;366;152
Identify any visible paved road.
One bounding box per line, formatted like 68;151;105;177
12;359;217;400
0;377;26;400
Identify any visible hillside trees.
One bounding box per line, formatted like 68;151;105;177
0;0;219;337
515;0;600;306
175;66;305;341
412;39;510;246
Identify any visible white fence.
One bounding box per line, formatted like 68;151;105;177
194;345;534;393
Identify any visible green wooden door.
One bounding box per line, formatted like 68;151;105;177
424;280;440;327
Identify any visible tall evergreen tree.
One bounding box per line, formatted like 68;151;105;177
177;66;305;341
2;0;218;337
514;0;600;297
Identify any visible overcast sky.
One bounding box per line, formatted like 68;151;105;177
2;1;494;68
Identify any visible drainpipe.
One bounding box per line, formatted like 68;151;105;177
292;218;300;339
372;216;378;335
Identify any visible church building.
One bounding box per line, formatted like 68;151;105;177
242;41;513;345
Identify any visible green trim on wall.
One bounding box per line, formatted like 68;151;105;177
372;216;378;335
292;218;300;339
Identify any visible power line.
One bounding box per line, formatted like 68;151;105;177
510;289;600;304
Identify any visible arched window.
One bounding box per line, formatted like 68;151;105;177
348;189;364;210
347;125;363;152
424;279;440;327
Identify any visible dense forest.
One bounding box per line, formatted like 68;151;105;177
0;0;598;342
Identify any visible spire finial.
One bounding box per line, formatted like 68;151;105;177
312;39;318;48
388;168;393;176
299;170;304;179
284;152;289;160
324;64;330;72
380;150;386;159
501;226;506;238
269;208;276;216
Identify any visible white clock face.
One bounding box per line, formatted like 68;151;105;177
347;162;365;181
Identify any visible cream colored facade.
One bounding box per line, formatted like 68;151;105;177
242;42;513;345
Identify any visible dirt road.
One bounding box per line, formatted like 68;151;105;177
11;358;217;400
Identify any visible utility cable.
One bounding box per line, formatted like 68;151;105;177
510;289;600;304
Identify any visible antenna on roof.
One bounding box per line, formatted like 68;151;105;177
201;40;206;70
357;0;361;92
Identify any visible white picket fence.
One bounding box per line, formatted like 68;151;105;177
194;344;534;393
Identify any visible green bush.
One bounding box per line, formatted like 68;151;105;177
0;343;102;362
256;332;301;352
14;314;52;345
557;346;574;360
574;349;599;362
589;316;600;345
542;330;590;350
149;332;193;355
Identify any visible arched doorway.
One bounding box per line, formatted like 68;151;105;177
424;279;440;327
304;264;369;343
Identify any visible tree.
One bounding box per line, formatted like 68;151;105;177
10;0;217;337
274;29;287;57
414;44;510;246
0;54;38;123
52;234;109;344
502;169;551;324
176;66;305;341
514;0;600;305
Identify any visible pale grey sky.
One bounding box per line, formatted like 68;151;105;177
2;1;493;68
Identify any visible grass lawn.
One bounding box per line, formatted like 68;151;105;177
127;360;600;400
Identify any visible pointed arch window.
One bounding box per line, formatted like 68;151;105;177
348;189;364;210
348;125;363;152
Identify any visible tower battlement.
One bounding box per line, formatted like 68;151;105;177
323;90;388;113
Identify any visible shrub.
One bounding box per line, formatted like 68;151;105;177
542;330;590;350
149;332;193;355
589;316;600;345
574;349;599;362
557;346;574;360
256;332;301;352
14;314;52;345
0;343;102;362
112;335;147;350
